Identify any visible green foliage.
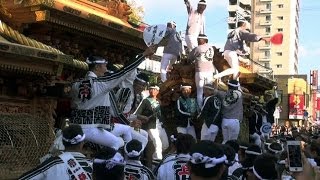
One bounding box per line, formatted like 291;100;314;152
127;0;145;25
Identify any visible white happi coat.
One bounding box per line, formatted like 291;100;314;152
156;154;191;180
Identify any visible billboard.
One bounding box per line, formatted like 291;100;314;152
289;94;305;119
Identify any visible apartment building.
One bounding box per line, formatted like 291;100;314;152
251;0;300;75
228;0;252;33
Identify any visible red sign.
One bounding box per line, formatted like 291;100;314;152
289;94;305;119
317;98;320;111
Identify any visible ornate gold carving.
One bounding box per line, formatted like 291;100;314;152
35;10;49;21
0;0;12;18
104;0;132;21
14;0;54;7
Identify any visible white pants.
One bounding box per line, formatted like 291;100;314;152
177;125;197;140
82;126;124;150
148;128;163;160
157;121;169;151
195;71;213;107
111;123;132;143
185;34;198;52
160;53;178;82
214;50;239;80
250;133;261;147
201;124;219;142
221;118;240;144
131;128;148;149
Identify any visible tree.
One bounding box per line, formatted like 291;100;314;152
126;0;145;25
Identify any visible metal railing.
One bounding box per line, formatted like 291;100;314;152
239;56;274;80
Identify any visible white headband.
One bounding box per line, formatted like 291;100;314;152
198;36;208;40
227;81;240;87
86;57;107;64
136;77;146;83
190;153;227;168
124;143;143;158
198;1;206;5
239;145;248;150
267;144;284;154
93;152;125;170
62;134;85;145
180;85;192;90
245;150;262;156
253;166;268;180
149;86;160;90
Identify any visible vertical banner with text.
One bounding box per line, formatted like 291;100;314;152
289;94;305;119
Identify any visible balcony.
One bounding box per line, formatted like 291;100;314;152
261;33;271;38
228;5;237;12
260;9;272;14
259;21;272;26
258;69;273;74
259;45;271;50
240;0;251;5
260;0;272;2
259;57;271;62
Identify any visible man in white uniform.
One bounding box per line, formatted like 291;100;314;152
188;34;215;107
156;134;195;180
70;46;155;150
19;125;93;180
184;0;206;51
124;139;155;180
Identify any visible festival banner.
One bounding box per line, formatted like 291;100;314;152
288;94;305;119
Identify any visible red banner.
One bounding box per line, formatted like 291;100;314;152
289;94;305;119
317;98;320;111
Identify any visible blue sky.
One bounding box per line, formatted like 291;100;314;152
138;0;320;77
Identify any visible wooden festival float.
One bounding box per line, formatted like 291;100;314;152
0;0;147;178
159;47;277;143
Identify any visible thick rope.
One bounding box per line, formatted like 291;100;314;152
0;20;88;70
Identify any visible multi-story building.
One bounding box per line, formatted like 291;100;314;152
228;0;252;33
251;0;300;75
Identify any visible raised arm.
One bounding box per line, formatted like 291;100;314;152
239;30;270;43
92;46;156;93
184;0;192;14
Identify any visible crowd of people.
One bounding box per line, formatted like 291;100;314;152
16;0;320;179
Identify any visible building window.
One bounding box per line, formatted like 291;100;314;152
278;28;283;32
266;27;271;33
266;15;271;21
276;64;282;68
278;4;284;8
278;16;284;20
266;3;271;10
276;52;283;56
265;41;271;46
265;51;271;58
